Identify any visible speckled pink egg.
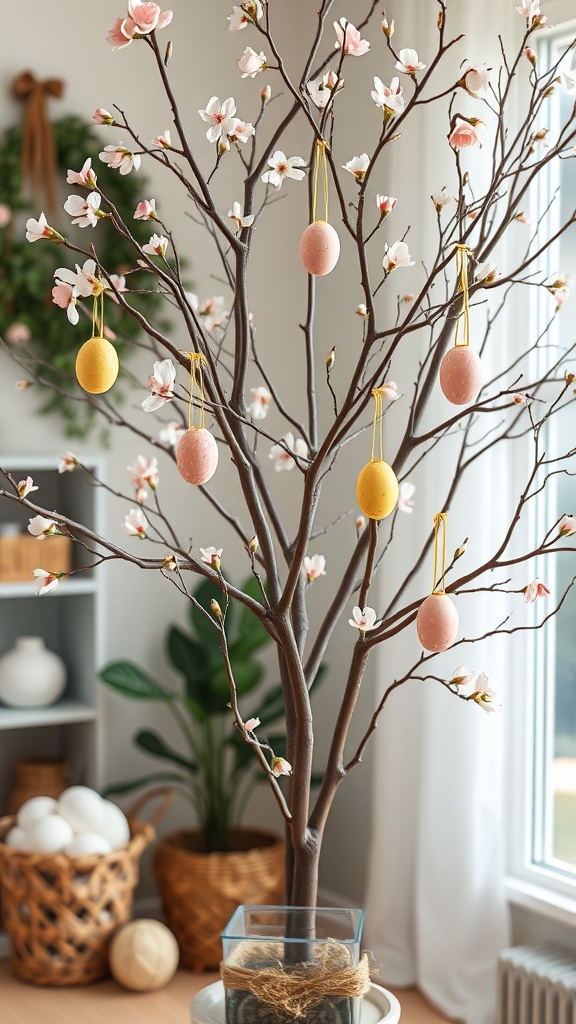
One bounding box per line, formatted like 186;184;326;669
439;346;482;405
299;222;340;276
177;427;218;485
416;593;459;652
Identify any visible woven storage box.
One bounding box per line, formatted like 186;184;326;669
0;815;154;986
0;534;72;583
154;828;284;972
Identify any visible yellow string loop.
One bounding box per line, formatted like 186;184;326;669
432;511;449;595
312;139;329;223
454;244;471;348
188;352;208;430
370;388;385;462
91;287;105;338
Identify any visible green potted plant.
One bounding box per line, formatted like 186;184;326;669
100;573;288;971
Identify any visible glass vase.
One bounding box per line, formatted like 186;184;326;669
221;905;365;1024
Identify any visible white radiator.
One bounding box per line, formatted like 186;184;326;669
497;945;576;1024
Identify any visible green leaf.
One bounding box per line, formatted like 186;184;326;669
101;772;187;797
233;576;270;656
134;729;197;773
168;624;228;718
214;659;263;700
189;578;231;654
255;684;286;727
99;661;174;701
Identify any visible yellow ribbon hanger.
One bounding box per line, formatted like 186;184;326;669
92;287;105;339
187;352;208;430
432;512;448;594
311;139;329;224
370;388;385;462
454;244;471;348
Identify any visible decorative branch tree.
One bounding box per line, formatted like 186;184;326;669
1;0;576;911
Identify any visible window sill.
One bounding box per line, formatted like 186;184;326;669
506;875;576;927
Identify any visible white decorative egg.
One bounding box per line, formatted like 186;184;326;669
58;786;105;833
110;919;180;992
27;814;74;854
99;800;131;850
5;826;31;850
64;833;112;857
17;796;58;830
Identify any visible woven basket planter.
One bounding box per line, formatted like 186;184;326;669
154;828;284;972
0;814;154;986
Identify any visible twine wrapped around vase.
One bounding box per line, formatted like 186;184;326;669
12;70;64;212
221;940;372;1020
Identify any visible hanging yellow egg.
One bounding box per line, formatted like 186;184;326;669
356;459;399;520
299;222;341;276
177;427;218;485
75;336;119;395
416;593;459;652
439;346;482;406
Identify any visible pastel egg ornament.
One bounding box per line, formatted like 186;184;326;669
416;593;459;653
75;335;119;394
176;427;219;485
356;459;399;521
299;221;340;276
439;346;482;406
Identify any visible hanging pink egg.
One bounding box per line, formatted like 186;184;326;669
299;222;340;277
416;593;459;653
439;346;482;405
176;427;218;485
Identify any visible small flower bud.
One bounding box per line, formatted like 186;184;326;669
219;137;231;155
543;85;556;98
566;372;575;385
381;15;394;37
355;304;368;319
326;347;336;372
163;553;177;571
454;537;468;560
260;84;271;105
523;46;537;66
245;716;260;732
356;515;366;533
211;598;222;618
249;535;259;554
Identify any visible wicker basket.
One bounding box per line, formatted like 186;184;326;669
154;828;285;972
0;814;154;986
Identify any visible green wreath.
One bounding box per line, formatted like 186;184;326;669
0;114;167;438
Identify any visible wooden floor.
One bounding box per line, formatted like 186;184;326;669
0;962;454;1023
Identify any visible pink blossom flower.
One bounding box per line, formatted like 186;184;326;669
522;579;550;603
261;151;306;190
122;507;149;539
15;380;31;390
559;515;576;537
228;2;263;30
28;515;58;539
523;47;537;66
475;261;499;285
371;77;404;116
238;47;268;78
376;195;397;217
142;358;176;412
451;664;475;686
547;273;574;306
472;673;500;713
200;547;223;570
349;606;378;633
52;282;79;325
342;154;370;182
228;119;255;145
25;212;62;243
306;70;344;110
516;0;540;16
403;293;415;303
431;188;452;212
125;1;173;35
54;259;104;304
260;85;271;105
99;144;141;175
152;130;172;148
128;455;159;502
449;118;487;150
142;233;168;257
159;422;184;448
107;17;133;48
58;452;78;473
63;191;102;228
395;48;426;75
376;381;399;401
0;203;12;227
17;476;38;498
248;386;271;419
109;274;127;295
66;158;97;188
333;18;370;57
383;240;415;271
268;432;308;471
272;756;292;777
398;481;415;513
93;108;115;125
460;63;490;99
5;322;31;344
198;97;239;143
134;199;157;220
245;717;261;732
304;554;326;583
34;569;62;595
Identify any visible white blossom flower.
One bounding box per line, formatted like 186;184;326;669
371;76;404;116
228;119;255;144
152;130;172;148
28;515;58;539
200;547;223;570
356;515;366;533
304;554;326;583
99;144;141;175
142;358;176;412
558;70;576;93
228;1;263;30
52;282;78;324
272;756;292;777
122;508;149;539
159;422;185;448
134;199;157;220
396;48;426;74
333;18;370;57
306;70;344;110
559;515;576;537
451;664;475;686
248;386;271;419
475;260;499;285
261;151;306;190
17;476;38;498
460;63;490;99
238;46;267;78
245;716;261;732
471;673;500;713
66;158;98;188
349;606;378;632
431;188;453;212
356;304;368;319
376;381;399;401
516;0;540;16
93;107;114;125
547;273;574;306
142;234;169;258
342;154;370;182
198;96;239;143
268;432;308;471
398;481;415;513
383;240;415;271
5;322;31;344
228;201;254;230
34;569;62;595
25;212;61;243
522;578;550;603
376;195;397;217
58;452;78;474
127;455;159;503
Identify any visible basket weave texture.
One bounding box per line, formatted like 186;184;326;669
0;815;154;986
154;828;284;972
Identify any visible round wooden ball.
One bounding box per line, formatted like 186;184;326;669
356;459;399;521
416;593;459;652
109;919;179;992
439;346;482;405
176;427;218;485
299;221;341;276
75;336;119;395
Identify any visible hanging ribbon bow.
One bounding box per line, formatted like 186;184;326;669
12;71;65;213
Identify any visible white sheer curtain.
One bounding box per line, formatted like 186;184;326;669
363;4;517;1022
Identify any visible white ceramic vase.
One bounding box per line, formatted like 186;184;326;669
0;636;67;708
190;980;401;1024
